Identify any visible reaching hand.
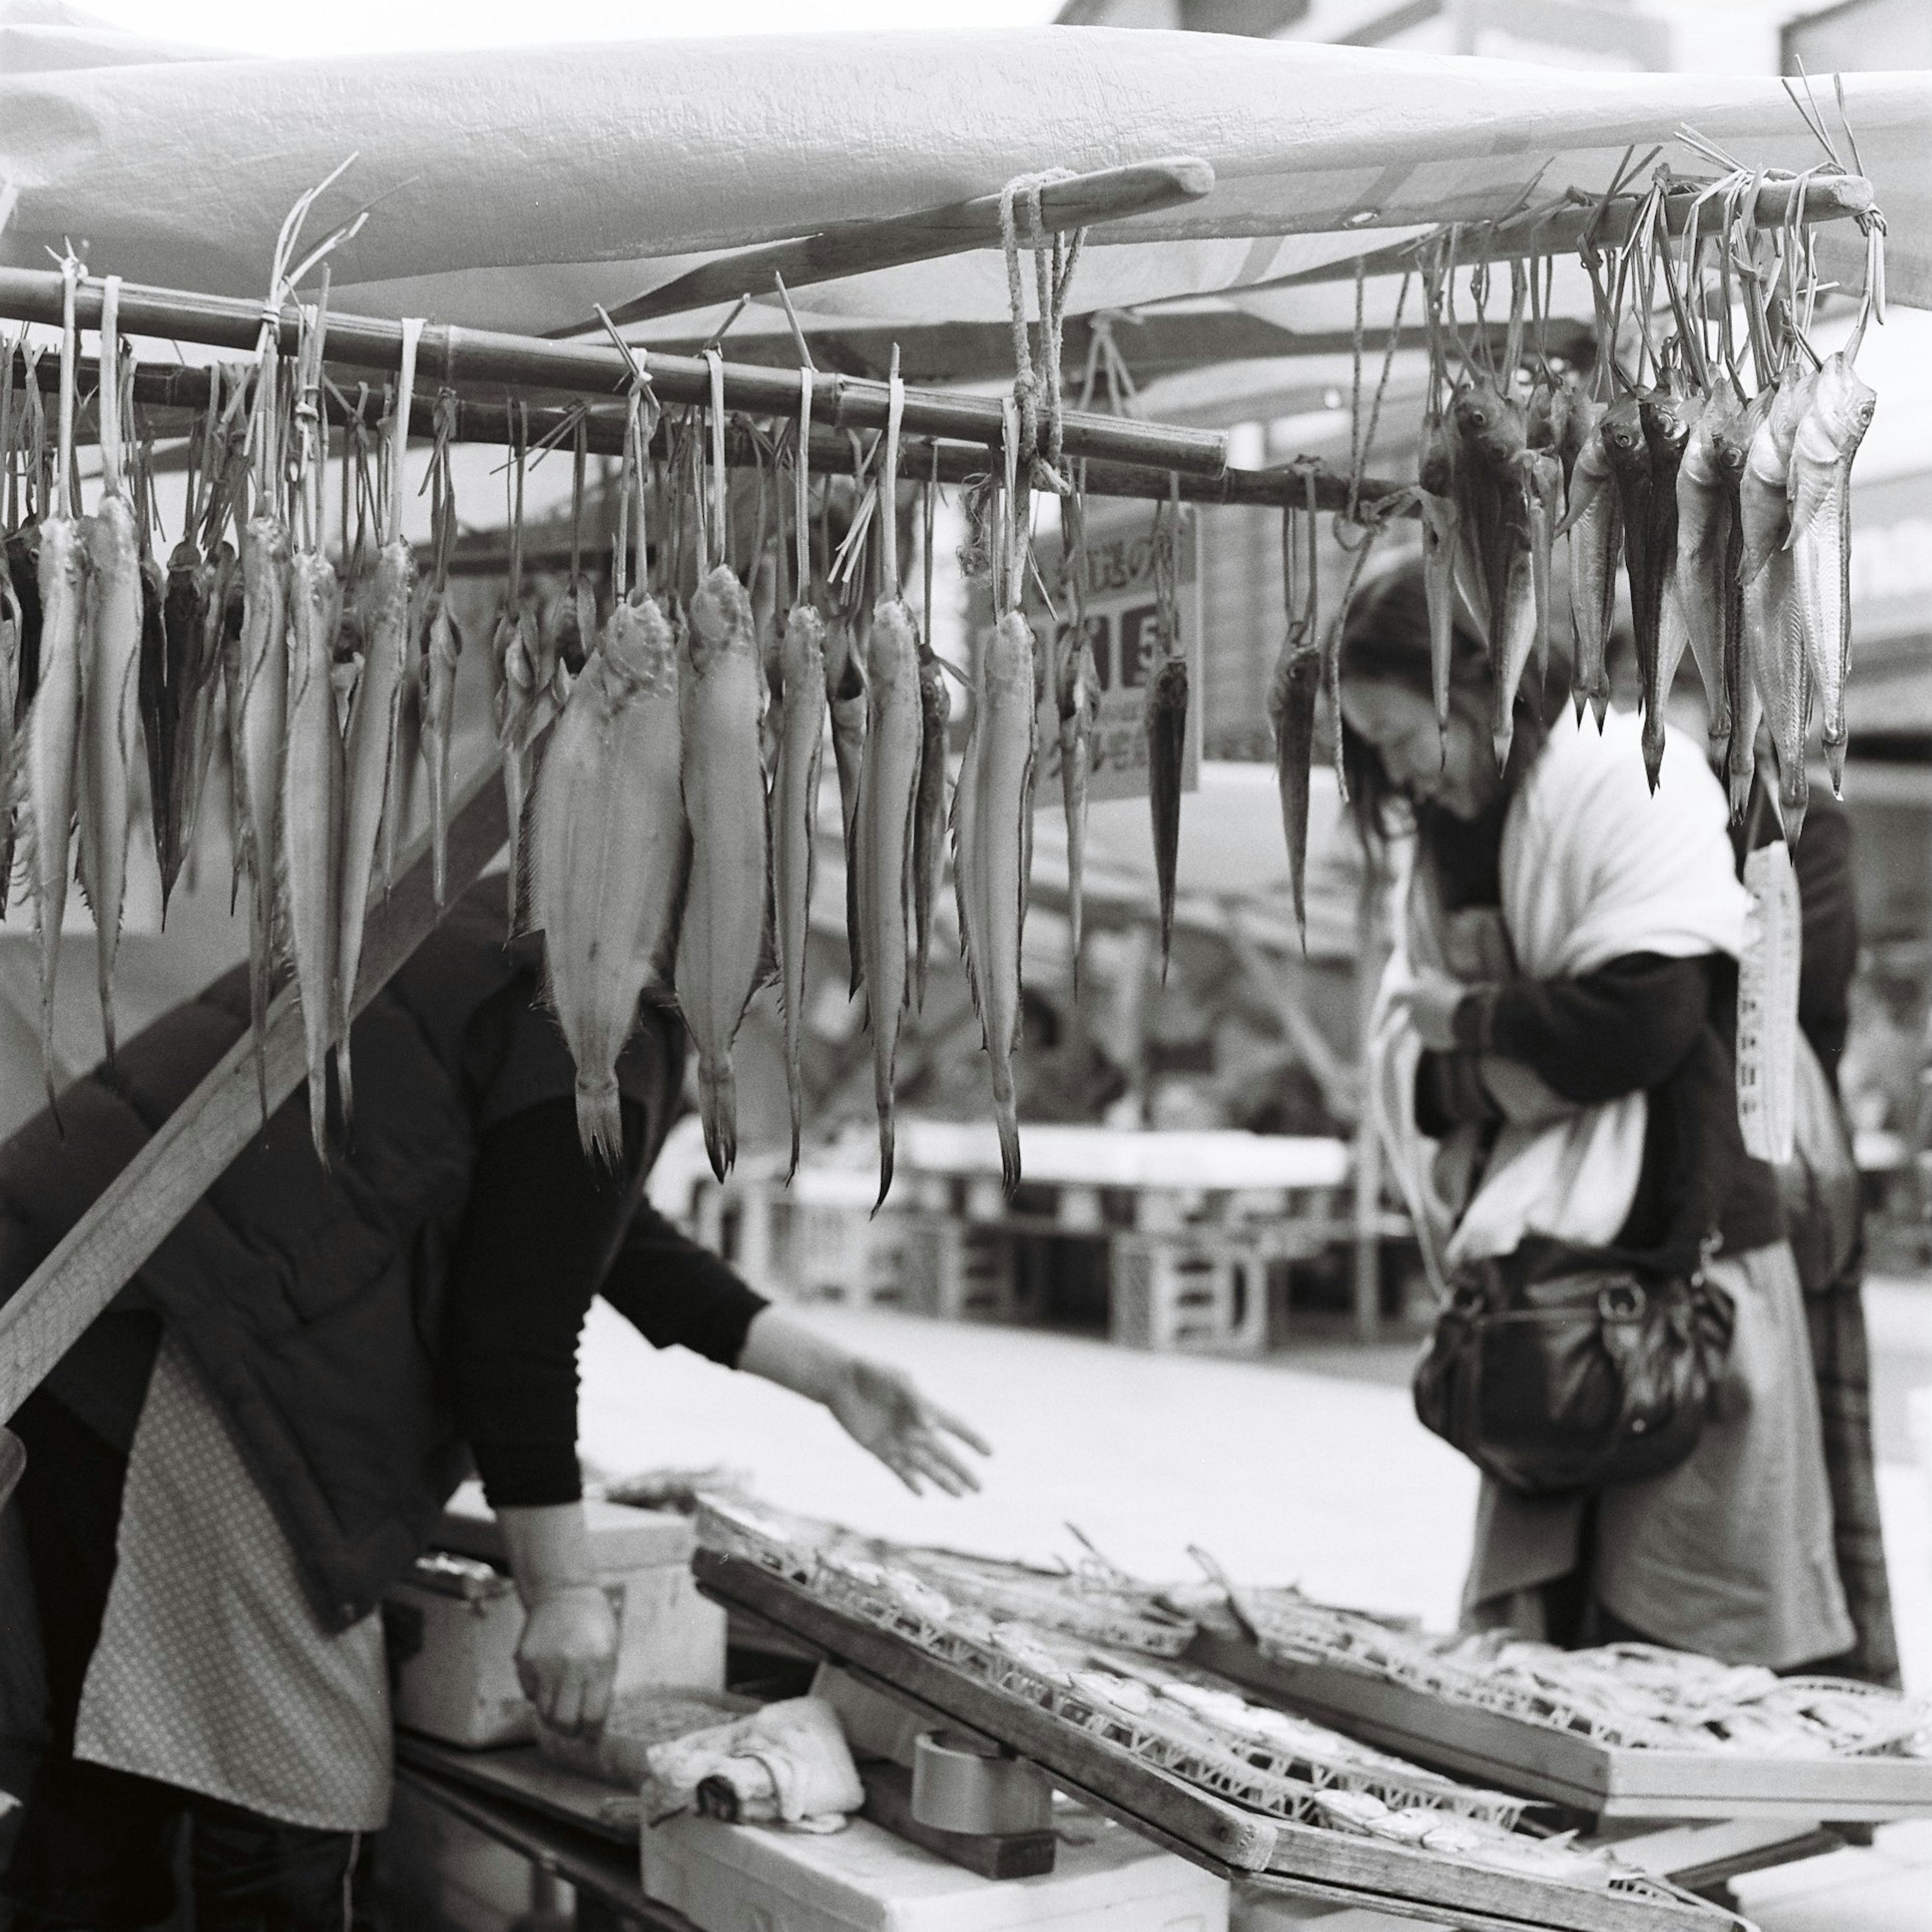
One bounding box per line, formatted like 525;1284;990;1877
515;1584;618;1737
823;1355;992;1498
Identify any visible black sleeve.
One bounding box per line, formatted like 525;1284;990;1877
1414;1051;1502;1138
1456;953;1714;1106
445;1096;766;1510
1789;797;1858;1086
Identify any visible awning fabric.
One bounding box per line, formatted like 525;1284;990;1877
4;7;1926;351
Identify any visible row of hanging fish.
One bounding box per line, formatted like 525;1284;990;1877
1403;158;1883;843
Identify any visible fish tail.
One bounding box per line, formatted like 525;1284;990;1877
98;950;117;1074
575;1075;625;1170
336;1036;355;1144
699;1057;737;1182
305;1050;331;1168
1824;728;1846;797
1641;710;1666;794
785;1083;802;1185
994;1085;1022;1197
1491;723;1514;771
873;1109;895;1216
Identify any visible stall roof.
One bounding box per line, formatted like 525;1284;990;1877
4;8;1926;359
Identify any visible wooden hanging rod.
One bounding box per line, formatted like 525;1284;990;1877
562;155;1217;337
0;265;1228;479
10;348;1418;521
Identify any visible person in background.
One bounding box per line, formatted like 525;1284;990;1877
0;875;986;1931
1344;558;1852;1670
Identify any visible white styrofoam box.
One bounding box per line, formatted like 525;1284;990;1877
387;1558;534;1748
641;1810;1228;1932
435;1481;695;1571
607;1558;728;1699
1232;1898;1432;1932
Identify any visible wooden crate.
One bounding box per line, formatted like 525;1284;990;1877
693;1552;1725;1932
1189;1630;1932;1823
1110;1231;1269;1352
897;1214;1023;1323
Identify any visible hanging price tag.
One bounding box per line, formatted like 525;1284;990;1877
1736;840;1802;1164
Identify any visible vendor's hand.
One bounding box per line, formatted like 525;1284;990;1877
1390;971;1469;1052
516;1585;618;1737
737;1309;991;1497
823;1356;992;1498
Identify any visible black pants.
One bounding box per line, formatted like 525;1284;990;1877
2;1395;360;1932
6;1757;359;1932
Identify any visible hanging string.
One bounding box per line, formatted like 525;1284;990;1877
999;168;1084;496
794;365;814;607
705;347;728;572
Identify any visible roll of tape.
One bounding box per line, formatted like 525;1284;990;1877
910;1731;1052;1835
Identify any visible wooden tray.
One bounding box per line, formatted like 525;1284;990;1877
1188;1631;1932;1823
695;1552;1723;1931
395;1731;638;1843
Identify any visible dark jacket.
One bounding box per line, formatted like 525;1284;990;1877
0;877;669;1633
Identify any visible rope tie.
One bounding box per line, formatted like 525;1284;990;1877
999;168;1085;497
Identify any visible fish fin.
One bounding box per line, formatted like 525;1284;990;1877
1783;456;1839;554
576;1076;625;1171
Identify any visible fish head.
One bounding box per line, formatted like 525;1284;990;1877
1600;398;1648;477
1418;424;1456;498
1811;352;1878;459
1451;380;1506;447
686;565;755;673
1638;390;1691;465
1768;363;1819;449
780;601;828;693
986;610;1039;706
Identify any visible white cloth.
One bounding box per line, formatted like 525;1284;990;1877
1372;709;1747;1282
642;1697;863;1828
72;1338;392;1833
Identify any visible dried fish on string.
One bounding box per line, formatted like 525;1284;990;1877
1144;476;1188;980
75;276;147;1068
911;448;951;1013
1268;467;1322;946
337;323;423;1126
490;397;542;931
855;354;924;1207
10;259;87;1107
676;356;771;1182
417;388;464;907
1055;473;1098;995
952;400;1037;1194
772;368;827;1181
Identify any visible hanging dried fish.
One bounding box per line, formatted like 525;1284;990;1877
530;588;687;1167
154;414;209;911
1268;473;1321;944
1744;545;1810;838
1144;477;1188;978
76;278;147;1068
1786;351;1876;795
1556;406;1619;729
953;405;1038;1193
491;399;543;931
337;325;422;1126
1675;392;1740;750
10;261;86;1105
677;365;771;1182
1636;387;1694;788
1054;478;1096;993
912;650;952;1010
826;602;868;994
855;360;924;1208
418;390;464;907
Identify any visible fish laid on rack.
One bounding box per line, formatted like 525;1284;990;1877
677;565;770;1182
419;588;463;907
234;507;291;1105
912;647;952;1011
773;600;827;1179
282;550;344;1162
824;614;868;995
1786;352;1876;795
77;475;145;1069
530;592;688;1167
856;596;923;1206
12;513;84;1101
1556;414;1620;729
952;610;1037;1193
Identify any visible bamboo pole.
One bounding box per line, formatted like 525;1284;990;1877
12;348;1419;519
0;266;1228;479
569;156;1217;336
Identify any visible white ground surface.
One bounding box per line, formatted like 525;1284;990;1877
576;1277;1932;1932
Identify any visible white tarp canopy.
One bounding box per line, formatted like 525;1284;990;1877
4;4;1927;354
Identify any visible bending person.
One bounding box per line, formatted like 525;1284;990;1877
0;874;985;1931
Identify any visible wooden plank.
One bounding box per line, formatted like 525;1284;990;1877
857;1763;1058;1881
0;761;509;1426
694;1552;1266;1877
396;1732;638;1845
1190;1632;1932;1823
562;158;1217;336
694;1557;1720;1930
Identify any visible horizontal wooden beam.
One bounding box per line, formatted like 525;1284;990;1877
0;763;509;1427
0;266;1228;479
569;157;1217;335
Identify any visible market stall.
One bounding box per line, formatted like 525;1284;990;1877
4;10;1930;1928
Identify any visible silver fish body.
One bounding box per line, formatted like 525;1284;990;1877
531;594;687;1167
773;601;827;1178
235;512;291;1108
1744;546;1810;839
952;610;1037;1193
15;515;86;1102
335;534;413;1128
1491;545;1539;770
914;651;954;1009
1674;407;1738;746
1738;368;1815;584
420;589;463;906
1268;633;1321;941
78;490;145;1066
676;566;770;1182
1417;492;1460;733
857;598;924;1206
825;618;868;997
282;550;344;1162
1560;426;1621;729
1786;353;1876;792
1054;627;1096;985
